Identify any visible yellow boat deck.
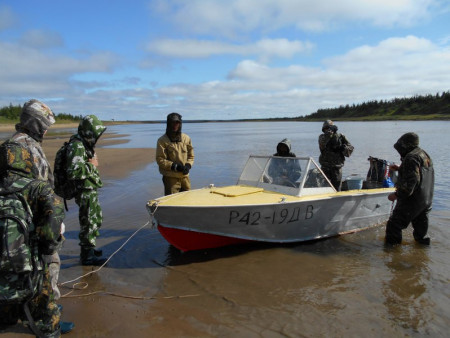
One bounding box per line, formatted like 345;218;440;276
149;185;393;207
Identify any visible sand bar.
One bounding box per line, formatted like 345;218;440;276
1;123;155;180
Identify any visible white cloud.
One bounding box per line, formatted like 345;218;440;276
146;38;313;60
2;26;450;121
0;41;120;100
142;35;450;119
19;29;64;49
0;43;118;80
151;0;438;36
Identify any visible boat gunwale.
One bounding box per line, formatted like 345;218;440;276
148;186;395;208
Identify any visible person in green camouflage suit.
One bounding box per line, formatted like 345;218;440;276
385;132;434;245
64;115;107;265
0;142;64;337
318;120;353;191
3;99;64;301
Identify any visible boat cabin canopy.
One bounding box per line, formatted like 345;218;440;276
237;155;336;197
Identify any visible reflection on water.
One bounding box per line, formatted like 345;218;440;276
57;121;449;337
383;245;430;334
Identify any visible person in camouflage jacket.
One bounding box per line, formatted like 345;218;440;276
0;141;65;337
3;99;64;301
64;115;107;265
318;120;353;191
385;132;434;245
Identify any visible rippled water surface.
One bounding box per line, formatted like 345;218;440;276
59;121;449;337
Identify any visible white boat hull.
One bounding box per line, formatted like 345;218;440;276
149;189;393;251
147;156;395;251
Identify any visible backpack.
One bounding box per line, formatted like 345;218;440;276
0;179;43;305
340;135;354;158
53;141;78;201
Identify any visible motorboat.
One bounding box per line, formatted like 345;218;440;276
147;156;395;252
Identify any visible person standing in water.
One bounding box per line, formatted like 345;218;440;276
385;132;434;245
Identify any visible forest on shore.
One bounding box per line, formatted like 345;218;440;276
297;91;450;121
0;103;81;123
1;91;450;123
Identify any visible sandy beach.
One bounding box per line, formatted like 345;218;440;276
1;124;158;337
1;123;155;180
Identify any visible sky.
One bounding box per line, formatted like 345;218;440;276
0;0;449;121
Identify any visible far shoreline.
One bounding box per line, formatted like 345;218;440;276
1;113;450;133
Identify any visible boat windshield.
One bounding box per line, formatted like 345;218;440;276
237;155;336;196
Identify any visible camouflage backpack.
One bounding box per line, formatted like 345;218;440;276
53;141;78;201
0;177;43;304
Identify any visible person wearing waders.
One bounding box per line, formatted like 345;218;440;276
156;113;194;195
385;132;434;245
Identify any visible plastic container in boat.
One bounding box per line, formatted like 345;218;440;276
346;174;363;190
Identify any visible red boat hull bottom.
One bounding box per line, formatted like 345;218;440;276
157;225;252;252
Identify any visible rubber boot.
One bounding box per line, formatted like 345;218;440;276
60;321;75;334
93;248;103;257
80;247;107;266
416;237;431;245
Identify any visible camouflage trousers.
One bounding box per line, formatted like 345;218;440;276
320;166;343;191
162;176;191;195
0;270;60;335
75;189;102;248
43;252;61;300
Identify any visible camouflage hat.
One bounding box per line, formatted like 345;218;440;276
396;132;419;147
21;99;55;128
322;120;335;132
17;99;55;142
78;115;106;147
394;132;419;156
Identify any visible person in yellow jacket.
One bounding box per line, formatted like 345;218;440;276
156;113;194;195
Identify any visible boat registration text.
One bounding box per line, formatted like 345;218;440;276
229;205;314;226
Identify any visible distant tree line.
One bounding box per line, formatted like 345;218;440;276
303;91;450;119
0;103;82;121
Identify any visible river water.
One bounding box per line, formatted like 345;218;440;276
58;121;449;336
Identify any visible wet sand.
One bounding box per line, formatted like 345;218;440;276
1;125;157;337
1;123;155;180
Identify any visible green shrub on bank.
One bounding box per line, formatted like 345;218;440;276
0;104;82;124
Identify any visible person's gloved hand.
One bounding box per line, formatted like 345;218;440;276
329;125;338;133
388;192;397;202
171;162;184;172
183;163;191;175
